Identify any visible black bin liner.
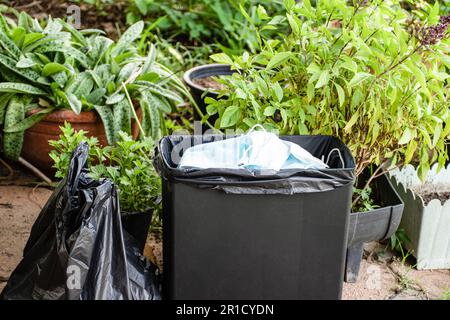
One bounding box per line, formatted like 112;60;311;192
0;143;161;300
155;134;356;300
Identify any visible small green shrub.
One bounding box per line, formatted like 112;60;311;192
49;122;107;179
49;122;161;218
207;0;450;182
126;0;286;55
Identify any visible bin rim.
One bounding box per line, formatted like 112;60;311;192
154;134;356;195
157;134;355;174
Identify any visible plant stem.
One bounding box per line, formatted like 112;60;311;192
18;157;52;185
352;161;400;208
122;82;146;139
0;157;14;180
361;45;422;106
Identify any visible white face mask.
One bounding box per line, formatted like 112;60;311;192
178;126;329;173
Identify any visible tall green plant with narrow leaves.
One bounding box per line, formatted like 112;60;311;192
207;0;450;182
0;11;191;160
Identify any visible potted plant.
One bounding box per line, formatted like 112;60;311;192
183;63;236;123
0;12;190;174
205;0;450;281
390;163;450;270
181;0;288;125
49;122;161;253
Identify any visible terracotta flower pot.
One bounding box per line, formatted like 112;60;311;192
21;108;142;177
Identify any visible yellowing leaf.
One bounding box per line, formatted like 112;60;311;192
210;53;233;65
344;110;359;132
315;70;329;88
349;72;372;87
398;128;412;145
334;82;345;107
433;123;442;147
286;13;299;35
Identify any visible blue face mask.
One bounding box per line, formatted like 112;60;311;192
178;127;329;173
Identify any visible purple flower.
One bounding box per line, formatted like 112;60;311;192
439;14;450;25
418;14;450;45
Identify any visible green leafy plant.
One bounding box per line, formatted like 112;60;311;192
49;122;107;179
390;228;413;263
89;131;161;213
0;11;191;160
440;289;450;300
207;0;450;185
69;0;286;58
49;122;162;229
352;186;380;212
125;0;286;55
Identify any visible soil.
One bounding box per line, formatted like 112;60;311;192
1;185;450;300
412;184;450;205
144;233;163;272
0;186;53;293
419;191;450;205
6;0;126;39
192;76;226;91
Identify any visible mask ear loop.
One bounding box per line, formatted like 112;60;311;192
325;148;345;168
247;124;266;134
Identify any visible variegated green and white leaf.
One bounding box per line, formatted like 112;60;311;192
0;65;26;82
0;15;10;34
0;27;21;59
16;56;36;68
36;44;91;68
65;72;94;98
3;95;25;160
135;80;183;104
86;88;106;105
51;71;68;88
58;19;87;46
94;104;114;144
117;62;141;85
141;91;161;140
18;12;31;31
106;93;125;105
111;21;144;58
4;107;55;133
0;93;13;125
87;36;113;65
0;53;40;83
43;19;63;35
66;92;82;114
142;44;156;74
0;82;46;95
113;99;131;141
151;94;173;113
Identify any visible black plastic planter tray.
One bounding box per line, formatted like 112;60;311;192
156;134;356;300
345;173;404;283
121;209;153;254
183;64;236;124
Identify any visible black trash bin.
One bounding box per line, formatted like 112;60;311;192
155;135;356;300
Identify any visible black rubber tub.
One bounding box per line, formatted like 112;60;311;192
183;64;236;124
121;209;153;254
156;134;356;300
345;173;404;282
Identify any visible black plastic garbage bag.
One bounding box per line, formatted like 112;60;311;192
0;143;161;300
155;134;355;194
